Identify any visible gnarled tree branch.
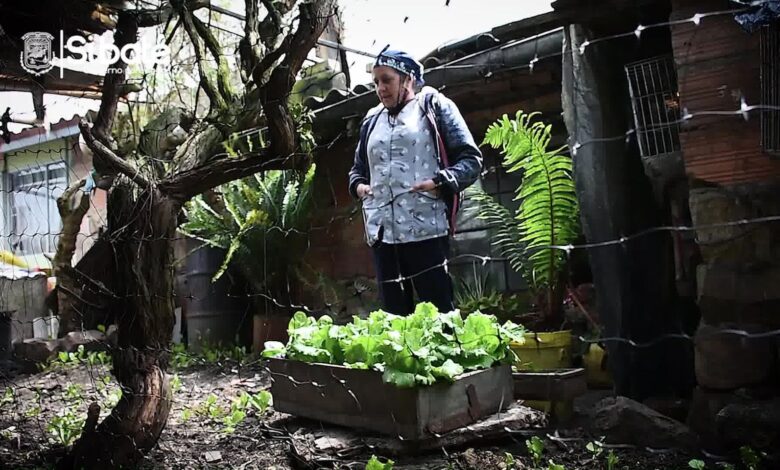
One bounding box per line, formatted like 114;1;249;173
190;12;236;105
80;120;153;190
180;6;226;111
160;148;302;201
261;0;335;156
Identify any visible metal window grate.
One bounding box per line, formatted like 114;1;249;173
760;21;780;156
625;55;682;158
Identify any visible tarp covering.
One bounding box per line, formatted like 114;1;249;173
734;0;780;32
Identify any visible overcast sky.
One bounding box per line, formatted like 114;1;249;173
2;0;553;132
340;0;553;81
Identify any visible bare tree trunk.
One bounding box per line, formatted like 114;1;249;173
61;182;179;469
53;180;91;335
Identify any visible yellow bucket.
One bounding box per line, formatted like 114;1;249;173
583;342;612;388
511;330;574;422
511;330;572;370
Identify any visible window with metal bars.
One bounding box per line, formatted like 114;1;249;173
6;162;67;255
760;21;780;157
624;55;682;158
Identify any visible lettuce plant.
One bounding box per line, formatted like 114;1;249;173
263;303;525;387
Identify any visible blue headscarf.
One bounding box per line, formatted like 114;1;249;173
374;47;425;87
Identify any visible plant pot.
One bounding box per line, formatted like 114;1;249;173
510;330;572;371
583;342;612;388
252;314;290;352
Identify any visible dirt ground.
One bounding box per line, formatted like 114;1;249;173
1;358;702;470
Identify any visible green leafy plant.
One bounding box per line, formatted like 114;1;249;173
181;163;318;313
740;446;762;470
0;387;14;408
689;459;706;470
586;441;603;460
526;436;545;467
455;264;502;315
25;405;42;418
222;408;246;434
245;390;272;413
170;343;193;369
85;351;110;367
263;303;526;388
55;345;87;368
606;450;618;470
64;383;83;402
49;345;110;370
547;461;565;470
46;407;85;447
0;426;19;442
170;374;182;393
196;394;225;420
103;387;123;409
366;455;394;470
473;111;579;327
504;452;516;468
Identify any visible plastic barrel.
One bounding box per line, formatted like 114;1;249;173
177;238;247;352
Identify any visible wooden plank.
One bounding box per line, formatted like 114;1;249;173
513;368;587;401
287;402;547;462
267;358;514;440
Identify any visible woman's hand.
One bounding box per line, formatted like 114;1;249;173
412;179;440;197
357;183;373;199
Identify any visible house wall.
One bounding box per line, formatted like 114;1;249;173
671;0;780;184
0;127;107;341
0;133;106;270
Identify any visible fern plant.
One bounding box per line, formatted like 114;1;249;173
181;164;317;311
473;111;579;326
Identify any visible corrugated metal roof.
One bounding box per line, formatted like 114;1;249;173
0;114;84;154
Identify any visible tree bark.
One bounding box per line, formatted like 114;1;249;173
62;182;179;469
53;180;91;335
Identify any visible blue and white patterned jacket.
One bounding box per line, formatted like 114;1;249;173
348;87;483;243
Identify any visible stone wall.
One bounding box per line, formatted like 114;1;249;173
687;182;780;450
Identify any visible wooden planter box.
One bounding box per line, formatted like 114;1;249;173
512;368;587;401
267;358;513;440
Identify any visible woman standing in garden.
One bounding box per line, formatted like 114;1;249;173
348;48;483;315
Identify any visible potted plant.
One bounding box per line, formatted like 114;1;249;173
181;163;317;349
454;265;532;324
471;111;580;371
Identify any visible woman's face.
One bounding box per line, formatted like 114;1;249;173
373;66;409;108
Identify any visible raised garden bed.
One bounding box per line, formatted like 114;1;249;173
267;358;513;440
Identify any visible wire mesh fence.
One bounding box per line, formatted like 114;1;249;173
1;1;779;469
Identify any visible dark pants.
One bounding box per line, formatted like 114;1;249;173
372;236;454;315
